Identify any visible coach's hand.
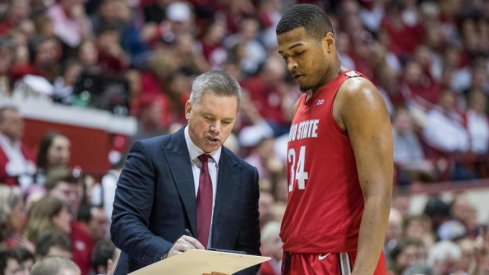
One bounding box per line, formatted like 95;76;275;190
163;235;205;259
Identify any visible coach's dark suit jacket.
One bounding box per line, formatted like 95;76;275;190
110;127;261;274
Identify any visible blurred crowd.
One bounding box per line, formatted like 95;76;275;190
0;0;489;274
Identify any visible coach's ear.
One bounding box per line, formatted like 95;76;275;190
185;100;192;120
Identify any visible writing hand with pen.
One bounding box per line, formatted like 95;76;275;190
162;229;205;259
161;229;230;275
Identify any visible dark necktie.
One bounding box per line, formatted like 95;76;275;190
196;154;213;247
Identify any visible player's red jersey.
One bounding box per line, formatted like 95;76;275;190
280;70;366;253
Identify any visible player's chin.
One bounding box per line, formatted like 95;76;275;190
296;78;311;92
299;84;311;92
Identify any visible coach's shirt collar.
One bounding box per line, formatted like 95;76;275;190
184;126;221;165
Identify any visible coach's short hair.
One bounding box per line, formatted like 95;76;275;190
31;257;80;275
190;71;242;106
276;4;334;39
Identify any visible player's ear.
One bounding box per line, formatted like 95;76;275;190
323;32;335;53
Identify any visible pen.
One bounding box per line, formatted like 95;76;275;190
185;228;194;237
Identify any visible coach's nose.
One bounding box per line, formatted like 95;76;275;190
209;121;221;135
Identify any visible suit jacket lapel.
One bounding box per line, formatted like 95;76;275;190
165;128;197;234
211;148;239;246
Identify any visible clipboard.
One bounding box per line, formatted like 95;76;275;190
129;249;270;275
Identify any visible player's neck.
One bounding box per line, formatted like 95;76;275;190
309;63;343;98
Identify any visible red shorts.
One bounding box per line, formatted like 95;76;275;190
281;250;386;275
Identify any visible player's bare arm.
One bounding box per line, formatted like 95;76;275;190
334;77;393;275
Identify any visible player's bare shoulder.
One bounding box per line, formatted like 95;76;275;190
334;72;387;130
340;73;378;100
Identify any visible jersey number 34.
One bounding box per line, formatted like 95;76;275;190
287;145;309;192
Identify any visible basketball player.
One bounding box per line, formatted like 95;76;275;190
276;4;393;275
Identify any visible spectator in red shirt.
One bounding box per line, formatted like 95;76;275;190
381;1;425;58
86;207;109;244
0;106;35;187
201;19;228;69
45;168;93;275
131;94;168;144
0;0;32;35
400;60;440;107
10;36;61;84
95;24;129;74
241;55;290;136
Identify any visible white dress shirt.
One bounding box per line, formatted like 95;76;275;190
184;126;221;246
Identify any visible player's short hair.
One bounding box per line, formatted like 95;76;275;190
276;4;334;39
190;71;241;106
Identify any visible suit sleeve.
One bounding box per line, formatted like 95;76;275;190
110;141;172;265
235;166;261;275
